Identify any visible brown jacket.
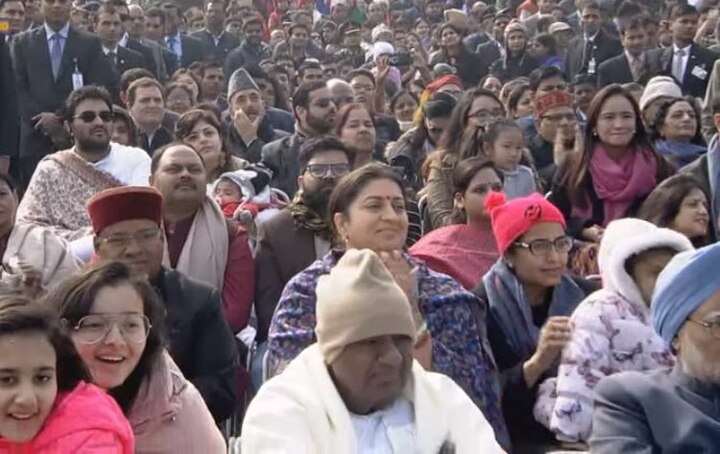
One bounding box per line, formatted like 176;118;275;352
254;209;318;342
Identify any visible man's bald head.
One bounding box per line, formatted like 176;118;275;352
328;79;355;109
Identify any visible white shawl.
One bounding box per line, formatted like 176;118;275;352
241;345;505;454
163;196;228;290
3;224;80;291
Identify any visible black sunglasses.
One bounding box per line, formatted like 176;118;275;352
75;111;114;123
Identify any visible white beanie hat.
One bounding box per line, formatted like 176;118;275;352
373;41;394;60
639;76;682;112
315;249;417;364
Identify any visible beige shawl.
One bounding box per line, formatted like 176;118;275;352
162;196;228;291
3;223;80;291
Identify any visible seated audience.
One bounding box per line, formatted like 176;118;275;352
87;186;237;421
473;191;598;449
482;119;537;199
539;218;691;443
638;76;682;129
638;174;711;247
267;163;509;447
651;97;706;168
242;249;504;452
410;157;502;290
0;296;133;451
50;261;225;452
336;103;379;167
591;243;720;452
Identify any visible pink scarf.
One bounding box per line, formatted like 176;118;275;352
589;144;657;226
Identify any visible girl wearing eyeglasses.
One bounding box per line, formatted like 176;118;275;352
48;261;225;453
472;191;599;450
410;157;504;290
0;296;133;452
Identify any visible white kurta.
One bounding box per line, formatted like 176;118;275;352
241;345;505;454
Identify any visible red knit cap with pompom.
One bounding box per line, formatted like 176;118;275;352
486;192;567;254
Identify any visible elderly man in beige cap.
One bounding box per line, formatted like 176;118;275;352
241;249;504;453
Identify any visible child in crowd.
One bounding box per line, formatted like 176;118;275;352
482;119;537;199
214;164;288;234
0;297;134;451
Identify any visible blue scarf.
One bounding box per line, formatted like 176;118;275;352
482;259;586;360
654;140;706;167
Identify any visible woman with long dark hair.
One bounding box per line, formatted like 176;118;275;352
50;261;225;452
429;22;484;87
423;88;505;229
548;84;675;243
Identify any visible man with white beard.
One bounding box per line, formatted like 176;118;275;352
590;243;720;452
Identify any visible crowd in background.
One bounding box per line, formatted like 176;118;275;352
1;0;720;452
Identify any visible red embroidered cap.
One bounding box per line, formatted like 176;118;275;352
87;186;164;234
484;191;567;254
533;90;574;118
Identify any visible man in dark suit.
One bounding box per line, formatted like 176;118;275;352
143;6;178;77
126;77;174;154
11;0;114;188
0;37;18;174
190;0;239;64
598;18;653;86
94;4;143;98
1;0;26;44
161;2;208;68
254;136;353;343
647;4;719;99
565;1;622;80
224;15;270;83
106;0;159;79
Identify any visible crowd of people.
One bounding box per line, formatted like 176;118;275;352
0;0;720;451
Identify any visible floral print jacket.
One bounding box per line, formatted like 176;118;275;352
534;290;675;443
266;250;510;448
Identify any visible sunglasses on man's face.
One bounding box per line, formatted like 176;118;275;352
74;111;114;123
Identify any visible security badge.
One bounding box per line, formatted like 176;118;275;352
692;64;708;80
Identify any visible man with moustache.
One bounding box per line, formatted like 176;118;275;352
150;143;255;336
261;81;338;197
254;136;354;344
226;68;287;163
591;243;720;452
17;86;150;243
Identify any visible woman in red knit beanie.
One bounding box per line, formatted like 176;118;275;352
471;191;599;449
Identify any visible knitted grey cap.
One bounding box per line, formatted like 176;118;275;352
228;68;260;103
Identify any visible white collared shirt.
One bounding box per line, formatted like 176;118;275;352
672;43;692;82
102;45;119;56
119;32;129;48
44;21;70;55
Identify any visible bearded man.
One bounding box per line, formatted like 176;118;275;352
254;136;354;343
261;81;337;197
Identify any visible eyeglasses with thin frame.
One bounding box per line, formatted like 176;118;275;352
69;313;152;345
99;228;161;250
75;111;114;123
305;163;350;179
687;318;720;340
514;235;574;257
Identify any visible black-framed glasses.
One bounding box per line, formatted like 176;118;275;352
687;318;720;340
306;163;350;178
69;314;152;345
514;236;573;257
75;111;114;123
99;228;161;250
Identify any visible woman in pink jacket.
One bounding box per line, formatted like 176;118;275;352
0;295;134;452
50;261;226;453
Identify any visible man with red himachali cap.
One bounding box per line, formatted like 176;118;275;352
528;89;581;188
87;186;238;422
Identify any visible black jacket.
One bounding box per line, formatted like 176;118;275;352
224;40;271;84
191;29;240;64
472;277;599;447
136;126;174;155
430;46;485;88
489;53;541;83
565;30;623;80
156;268;237;422
647;44;719;99
125;38;158;77
165;34;209;68
226;115;289;163
597;52;653;86
261;133;305;198
0;38;18;159
11;25;115;158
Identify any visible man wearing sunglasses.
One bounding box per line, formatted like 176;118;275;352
261;80;338;197
17;86;150;254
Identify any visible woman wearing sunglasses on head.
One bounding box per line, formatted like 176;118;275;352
48;261;225;453
472;191;599;451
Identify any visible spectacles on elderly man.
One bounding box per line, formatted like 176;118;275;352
99;228;161;250
687;318;720;340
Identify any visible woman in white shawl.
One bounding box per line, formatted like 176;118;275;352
241;249;504;453
0;173;78;293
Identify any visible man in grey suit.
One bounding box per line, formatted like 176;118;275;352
11;0;114;189
0;37;18;175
